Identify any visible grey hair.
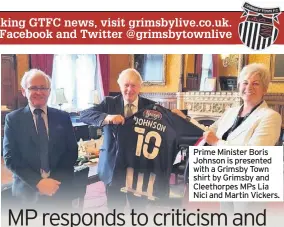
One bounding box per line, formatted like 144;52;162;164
238;63;271;90
21;69;51;89
117;68;143;85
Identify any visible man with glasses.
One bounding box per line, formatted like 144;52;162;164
3;69;78;212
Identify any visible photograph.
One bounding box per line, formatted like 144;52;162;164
1;54;284;217
1;1;284;226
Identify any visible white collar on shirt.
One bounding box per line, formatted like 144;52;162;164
124;97;139;108
29;104;48;115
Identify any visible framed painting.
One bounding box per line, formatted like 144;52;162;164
131;54;166;86
270;54;284;82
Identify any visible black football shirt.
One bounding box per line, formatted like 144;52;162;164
111;104;204;203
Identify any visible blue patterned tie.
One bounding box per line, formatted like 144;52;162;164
34;109;50;178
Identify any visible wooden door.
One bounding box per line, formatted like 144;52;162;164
1;55;17;110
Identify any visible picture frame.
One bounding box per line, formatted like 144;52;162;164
131;54;166;86
270;54;284;82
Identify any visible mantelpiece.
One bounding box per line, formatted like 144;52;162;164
177;91;242;121
177;92;284;128
139;92;284;128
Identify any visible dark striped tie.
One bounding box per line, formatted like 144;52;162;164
34;109;50;178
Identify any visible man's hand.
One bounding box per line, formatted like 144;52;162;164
171;109;187;119
203;131;219;145
104;115;125;125
36;178;61;196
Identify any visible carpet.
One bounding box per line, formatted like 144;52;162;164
83;181;108;213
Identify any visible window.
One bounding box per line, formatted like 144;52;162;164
50;54;98;111
200;54;213;91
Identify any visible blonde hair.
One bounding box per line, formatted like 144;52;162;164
117;68;143;85
238;63;270;90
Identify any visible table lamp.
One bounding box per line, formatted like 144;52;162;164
54;88;68;110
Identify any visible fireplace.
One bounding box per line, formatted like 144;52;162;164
177;91;242;122
177;92;284;128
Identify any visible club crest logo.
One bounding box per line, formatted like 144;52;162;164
143;110;162;121
238;2;281;50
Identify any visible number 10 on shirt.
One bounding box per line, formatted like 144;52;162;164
120;127;162;200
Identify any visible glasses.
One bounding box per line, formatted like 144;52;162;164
27;87;50;92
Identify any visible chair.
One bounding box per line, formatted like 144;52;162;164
197;119;215;127
88;125;103;140
172;135;200;185
172;145;189;184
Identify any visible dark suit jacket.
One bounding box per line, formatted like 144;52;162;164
3;106;78;203
80;94;155;185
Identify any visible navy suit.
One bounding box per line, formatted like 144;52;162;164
3;106;78;206
80;95;155;185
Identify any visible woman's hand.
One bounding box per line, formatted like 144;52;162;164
203;131;219;145
171;109;187;119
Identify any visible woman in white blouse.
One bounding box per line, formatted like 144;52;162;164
172;63;282;214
